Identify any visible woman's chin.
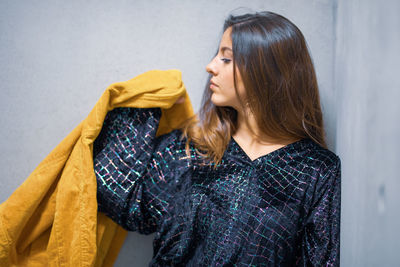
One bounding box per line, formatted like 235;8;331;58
210;94;225;106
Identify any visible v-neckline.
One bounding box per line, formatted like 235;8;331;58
230;136;305;163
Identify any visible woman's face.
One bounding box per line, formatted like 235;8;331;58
206;27;246;110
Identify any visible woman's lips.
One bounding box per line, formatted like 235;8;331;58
210;81;218;89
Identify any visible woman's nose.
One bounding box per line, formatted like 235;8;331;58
206;58;218;76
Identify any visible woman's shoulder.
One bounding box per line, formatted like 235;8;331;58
154;129;188;153
299;138;341;176
155;128;186;144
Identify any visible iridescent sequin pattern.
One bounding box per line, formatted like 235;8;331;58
93;107;341;266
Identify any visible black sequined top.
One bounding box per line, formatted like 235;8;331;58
93;107;341;266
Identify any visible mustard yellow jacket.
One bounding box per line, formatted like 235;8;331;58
0;70;194;266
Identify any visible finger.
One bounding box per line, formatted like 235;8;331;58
175;96;185;104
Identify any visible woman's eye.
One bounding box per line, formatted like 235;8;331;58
220;58;232;63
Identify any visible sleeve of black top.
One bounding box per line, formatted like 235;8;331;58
93;107;170;234
297;156;341;267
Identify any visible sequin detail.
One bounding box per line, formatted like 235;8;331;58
94;107;341;266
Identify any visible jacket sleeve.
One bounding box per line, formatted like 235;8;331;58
93;107;171;234
297;157;341;267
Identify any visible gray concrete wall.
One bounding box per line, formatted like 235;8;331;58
335;0;400;266
0;1;337;266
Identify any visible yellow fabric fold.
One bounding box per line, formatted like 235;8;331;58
0;69;194;266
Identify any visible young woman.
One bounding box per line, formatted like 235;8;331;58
93;11;341;266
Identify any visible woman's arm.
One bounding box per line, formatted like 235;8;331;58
93;107;163;234
296;157;341;266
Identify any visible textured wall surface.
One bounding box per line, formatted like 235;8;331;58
0;1;336;266
335;0;400;266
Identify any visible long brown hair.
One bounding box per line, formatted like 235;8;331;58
180;11;326;165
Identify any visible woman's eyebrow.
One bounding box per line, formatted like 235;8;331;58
220;46;232;53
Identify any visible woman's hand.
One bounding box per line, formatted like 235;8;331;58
175;96;185;104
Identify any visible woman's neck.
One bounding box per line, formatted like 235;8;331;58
233;108;295;147
234;109;270;144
